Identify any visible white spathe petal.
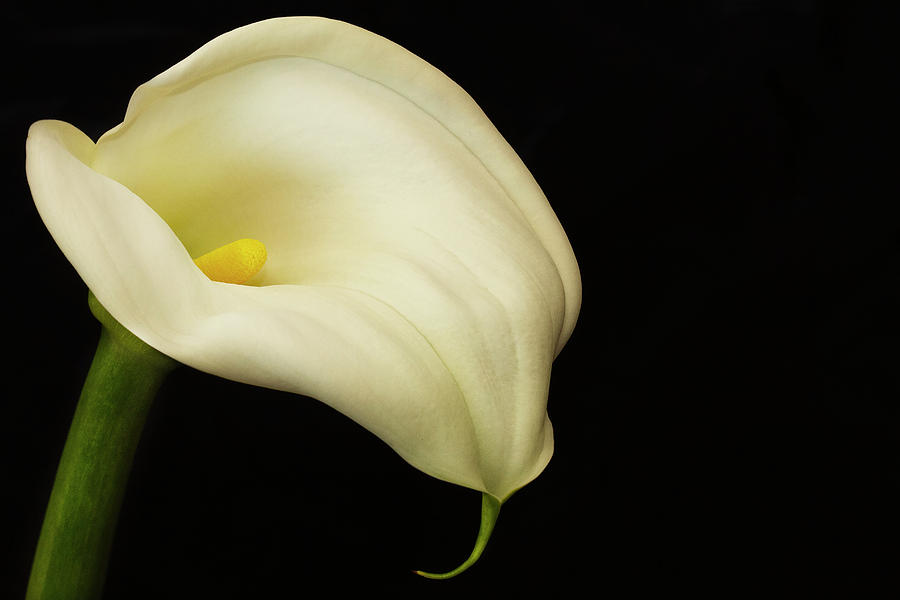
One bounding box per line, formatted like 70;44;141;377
27;120;486;492
26;17;580;500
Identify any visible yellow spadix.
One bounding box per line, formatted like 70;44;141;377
193;238;267;284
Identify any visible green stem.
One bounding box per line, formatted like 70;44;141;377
26;293;176;600
414;492;502;579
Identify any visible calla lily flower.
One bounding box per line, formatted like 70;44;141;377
26;17;580;511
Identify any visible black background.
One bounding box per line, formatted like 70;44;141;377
3;1;898;597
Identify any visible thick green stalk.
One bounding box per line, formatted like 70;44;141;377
26;294;176;600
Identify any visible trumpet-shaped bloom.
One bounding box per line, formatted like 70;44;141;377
25;17;581;501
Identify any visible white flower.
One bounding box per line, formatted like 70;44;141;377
25;17;581;502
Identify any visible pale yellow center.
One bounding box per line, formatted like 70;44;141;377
193;238;267;284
